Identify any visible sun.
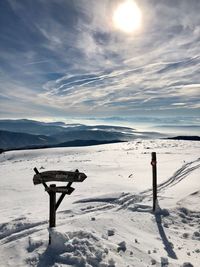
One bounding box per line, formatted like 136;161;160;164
113;0;142;33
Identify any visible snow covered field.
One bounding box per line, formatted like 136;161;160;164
0;140;200;267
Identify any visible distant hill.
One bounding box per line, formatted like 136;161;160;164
0;119;134;136
51;129;133;142
0;119;167;151
0;119;65;135
0;130;56;149
167;136;200;141
0;119;136;150
54;139;125;147
9;139;125;151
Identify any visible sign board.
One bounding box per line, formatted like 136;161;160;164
46;186;75;194
33;170;87;185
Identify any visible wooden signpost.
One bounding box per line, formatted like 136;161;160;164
151;152;157;212
33;170;87;184
33;167;87;244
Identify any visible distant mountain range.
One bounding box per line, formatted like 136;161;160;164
0;119;136;150
0;119;70;135
166;136;200;141
0;119;199;151
0;130;56;150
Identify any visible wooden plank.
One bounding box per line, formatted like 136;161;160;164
46;186;75;194
34;167;49;190
33;170;87;185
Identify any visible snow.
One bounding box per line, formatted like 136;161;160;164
0;139;200;267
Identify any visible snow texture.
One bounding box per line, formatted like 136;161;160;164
0;139;200;266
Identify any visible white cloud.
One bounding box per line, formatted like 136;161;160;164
1;0;200;118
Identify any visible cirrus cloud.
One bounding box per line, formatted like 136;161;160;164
0;0;199;118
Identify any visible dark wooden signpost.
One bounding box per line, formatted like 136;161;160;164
151;152;157;212
33;167;87;244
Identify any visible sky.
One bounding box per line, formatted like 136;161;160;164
0;0;200;121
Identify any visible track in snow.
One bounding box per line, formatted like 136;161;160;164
74;157;200;214
0;218;47;245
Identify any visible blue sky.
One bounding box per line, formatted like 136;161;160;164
0;0;200;120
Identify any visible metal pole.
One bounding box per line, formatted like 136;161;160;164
151;152;157;212
49;184;56;244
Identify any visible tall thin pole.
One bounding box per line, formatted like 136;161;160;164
49;184;56;244
151;152;157;212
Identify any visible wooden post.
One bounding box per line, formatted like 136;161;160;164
151;152;157;212
33;168;87;245
49;184;56;244
56;182;73;211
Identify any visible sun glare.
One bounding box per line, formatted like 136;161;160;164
113;0;142;33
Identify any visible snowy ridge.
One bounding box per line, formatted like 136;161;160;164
0;140;200;266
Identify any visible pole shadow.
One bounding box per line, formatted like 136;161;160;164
154;201;177;259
